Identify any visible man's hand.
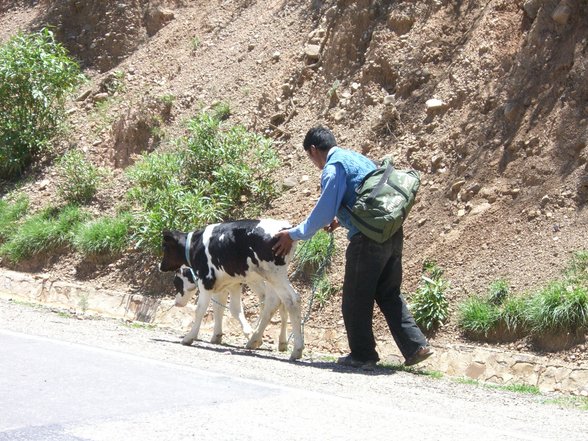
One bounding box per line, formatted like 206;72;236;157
323;219;340;233
273;230;294;257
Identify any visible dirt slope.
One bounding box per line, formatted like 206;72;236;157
1;0;587;364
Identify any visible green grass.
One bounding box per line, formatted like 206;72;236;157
526;281;588;335
488;278;509;305
379;361;444;378
294;230;335;275
73;212;131;256
458;296;501;337
543;395;588;411
0;195;29;242
453;377;540;394
312;275;339;308
0;205;87;262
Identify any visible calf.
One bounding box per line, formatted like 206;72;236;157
160;219;303;360
173;266;289;351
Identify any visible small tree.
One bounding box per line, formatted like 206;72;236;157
0;28;82;179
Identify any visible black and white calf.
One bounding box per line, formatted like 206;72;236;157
173;266;289;352
160;219;303;360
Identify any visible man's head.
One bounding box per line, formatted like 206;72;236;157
303;125;336;170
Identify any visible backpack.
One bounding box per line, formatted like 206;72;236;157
344;158;420;243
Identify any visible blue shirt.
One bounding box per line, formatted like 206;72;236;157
288;147;376;241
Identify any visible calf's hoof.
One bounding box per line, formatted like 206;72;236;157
289;347;303;360
246;337;263;350
211;334;223;344
278;341;288;352
181;337;194;346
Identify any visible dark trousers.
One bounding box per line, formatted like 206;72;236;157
342;228;428;362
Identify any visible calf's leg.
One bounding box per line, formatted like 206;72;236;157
210;291;228;344
182;288;212;345
226;285;252;340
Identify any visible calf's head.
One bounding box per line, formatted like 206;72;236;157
159;230;188;272
173;266;197;306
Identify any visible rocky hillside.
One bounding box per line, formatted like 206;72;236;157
1;0;587;359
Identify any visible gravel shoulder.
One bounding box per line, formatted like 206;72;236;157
2;298;587;441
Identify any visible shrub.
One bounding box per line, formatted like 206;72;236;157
294;230;335;276
73;212;131;256
410;261;450;332
525;281;588;335
0;205;86;262
500;294;529;334
0;195;29;242
458;296;501;337
56;150;104;204
312;275;339;308
488;278;509;305
127;110;280;253
0;28;82;179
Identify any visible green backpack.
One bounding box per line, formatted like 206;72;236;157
344;158;420;243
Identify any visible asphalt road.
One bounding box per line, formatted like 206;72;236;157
0;298;586;441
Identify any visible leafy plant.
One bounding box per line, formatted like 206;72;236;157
0;205;87;262
73;212;131;256
56;150;105;204
0;28;82;179
410;261;450;332
458;296;500;337
293;230;335;276
525;281;588;335
488;278;509;305
312;275;339;307
0;195;29;242
127;109;280;253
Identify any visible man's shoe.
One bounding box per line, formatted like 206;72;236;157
404;346;434;366
337;354;377;371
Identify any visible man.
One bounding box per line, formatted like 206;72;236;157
273;125;433;369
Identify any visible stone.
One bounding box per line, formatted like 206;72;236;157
383;95;395;106
503;101;521;121
451;180;466;193
304;44;321;62
523;0;541;19
540;195;550;207
552;1;571;25
282;177;297;189
425;98;446;111
333;109;346;122
77;89;92;102
93;93;109;103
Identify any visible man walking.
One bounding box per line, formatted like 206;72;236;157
273;125;433;369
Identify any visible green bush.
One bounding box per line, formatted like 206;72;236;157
525;281;588;335
458;296;501;337
127;110;280;253
410;261;450;332
0;28;82;179
500;294;529;334
73;212;131;256
294;230;335;275
312;275;339;308
56;150;104;204
0;205;86;262
0;195;29;242
488;278;509;305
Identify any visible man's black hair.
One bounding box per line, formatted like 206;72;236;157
303;125;337;151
